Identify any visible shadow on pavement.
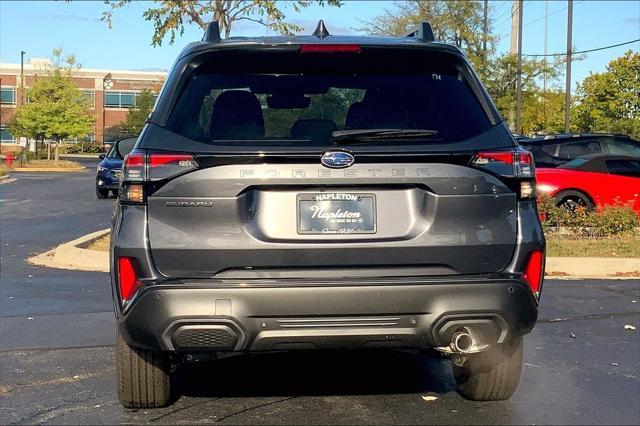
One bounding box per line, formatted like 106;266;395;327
174;349;458;399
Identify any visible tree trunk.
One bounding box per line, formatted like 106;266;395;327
47;140;51;161
54;140;59;166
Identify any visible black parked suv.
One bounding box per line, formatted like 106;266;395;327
111;21;545;408
519;133;640;168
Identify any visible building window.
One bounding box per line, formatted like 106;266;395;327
104;91;158;108
82;90;95;109
0;127;15;143
1;87;16;105
105;91;138;108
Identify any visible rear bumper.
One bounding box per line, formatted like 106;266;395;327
118;277;538;352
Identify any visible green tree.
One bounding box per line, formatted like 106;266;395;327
102;0;342;45
483;53;567;133
520;90;566;135
7;49;94;164
572;50;640;139
121;90;156;135
359;0;495;78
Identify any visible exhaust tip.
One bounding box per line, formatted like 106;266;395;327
451;329;474;353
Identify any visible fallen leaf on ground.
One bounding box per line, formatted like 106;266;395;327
422;396;439;402
609;270;640;277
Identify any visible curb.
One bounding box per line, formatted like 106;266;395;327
28;229;110;272
0;174;16;185
10;167;86;172
60;154;100;159
545;257;639;279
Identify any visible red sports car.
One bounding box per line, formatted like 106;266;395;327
536;154;640;213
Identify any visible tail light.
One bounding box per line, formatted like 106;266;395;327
148;154;198;180
118;257;141;303
120;151;199;204
523;250;544;299
122;152;144;181
470;150;536;199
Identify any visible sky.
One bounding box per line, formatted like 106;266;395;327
1;0;638;92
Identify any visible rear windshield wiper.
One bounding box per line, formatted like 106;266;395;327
331;128;439;144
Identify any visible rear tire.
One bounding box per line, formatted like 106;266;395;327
96;188;109;199
452;336;523;401
116;330;172;408
554;190;594;211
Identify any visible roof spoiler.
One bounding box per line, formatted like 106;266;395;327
403;22;434;42
203;21;221;43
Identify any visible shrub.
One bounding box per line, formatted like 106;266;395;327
538;193;639;236
536;193;556;222
61;143;106;154
592;204;639;235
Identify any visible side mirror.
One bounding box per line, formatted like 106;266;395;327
98;153;106;160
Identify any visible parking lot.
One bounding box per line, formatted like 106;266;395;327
1;160;639;424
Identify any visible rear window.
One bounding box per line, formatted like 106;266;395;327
605;159;640;177
165;48;493;147
526;143;559;166
557;141;601;159
605;138;640;157
561;157;590;168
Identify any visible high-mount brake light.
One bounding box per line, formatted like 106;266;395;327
523;250;544;299
299;44;362;53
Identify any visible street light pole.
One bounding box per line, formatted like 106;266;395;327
564;0;574;132
515;0;524;134
20;50;25;104
20;50;27;155
102;73;112;146
483;0;488;60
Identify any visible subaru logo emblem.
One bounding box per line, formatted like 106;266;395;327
321;151;355;169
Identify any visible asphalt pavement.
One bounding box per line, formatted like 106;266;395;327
0;160;638;425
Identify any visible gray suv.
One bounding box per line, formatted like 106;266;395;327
111;21;545;408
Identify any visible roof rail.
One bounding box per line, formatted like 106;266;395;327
403;22;434;42
203;21;221;43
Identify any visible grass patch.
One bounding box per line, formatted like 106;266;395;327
86;235;110;252
546;233;640;257
15;159;82;169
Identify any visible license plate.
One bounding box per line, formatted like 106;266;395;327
297;193;376;234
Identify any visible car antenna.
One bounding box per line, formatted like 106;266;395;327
203;21;221;43
312;20;330;39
